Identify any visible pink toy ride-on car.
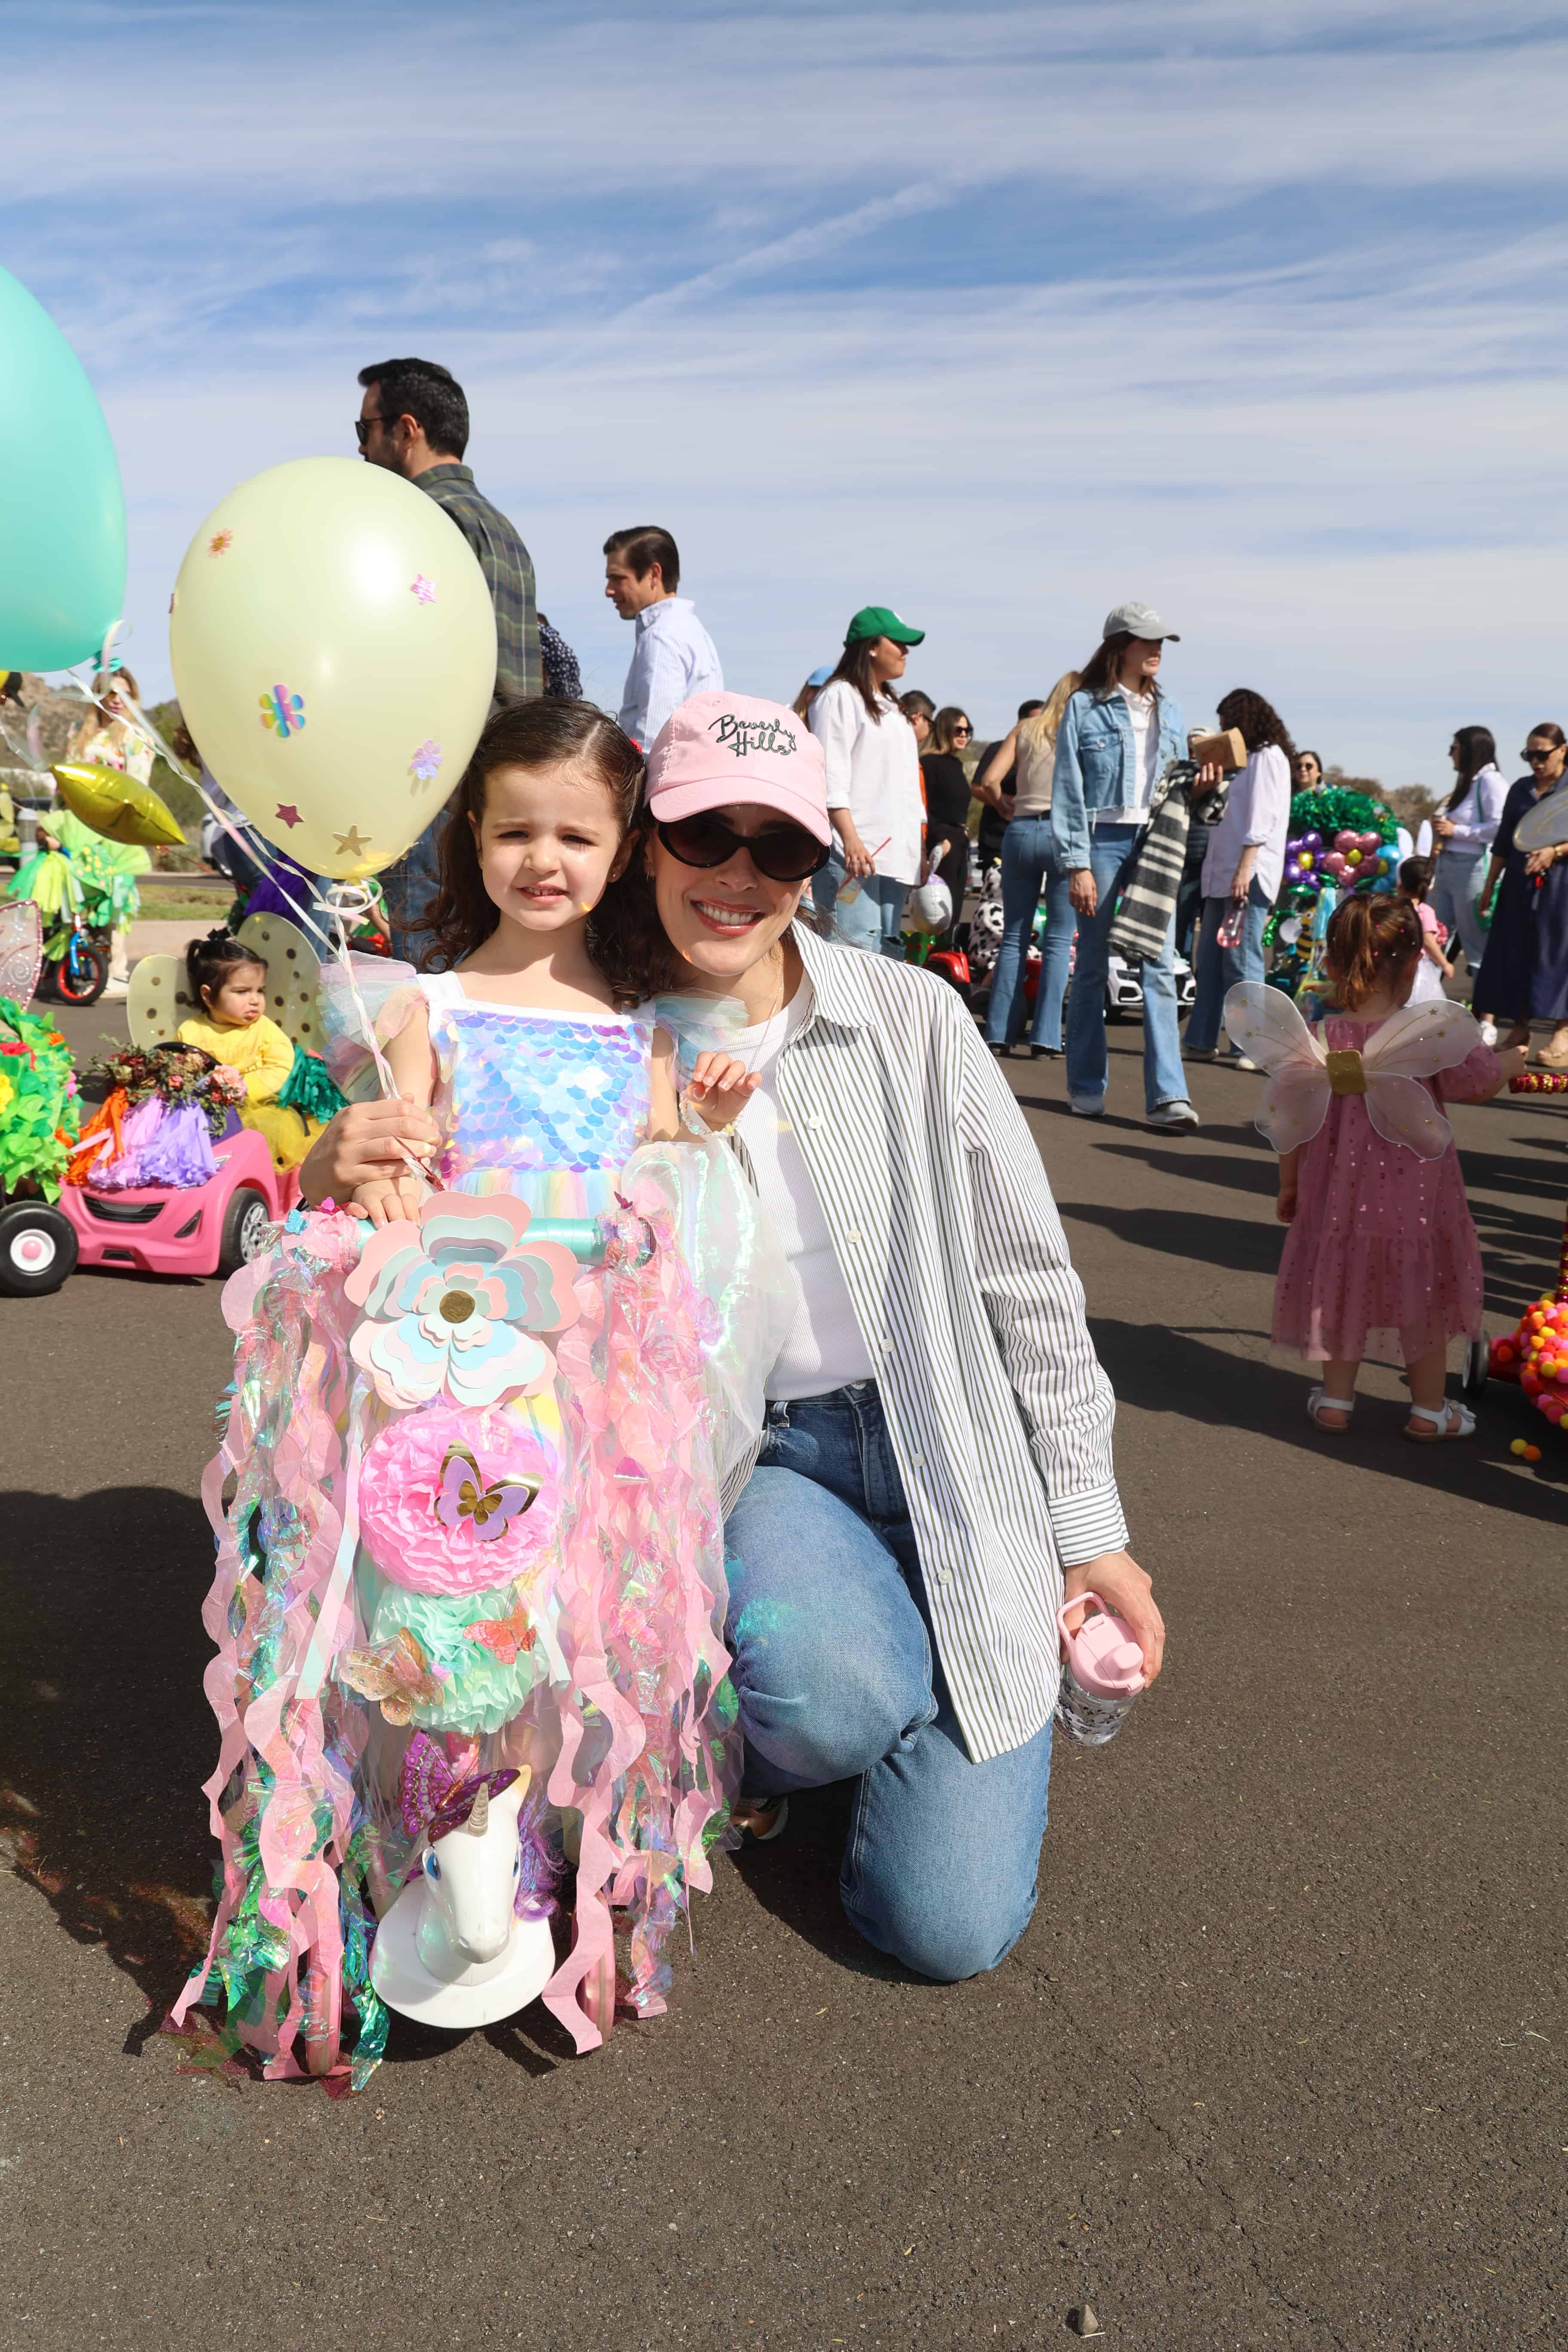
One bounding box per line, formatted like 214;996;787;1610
55;1124;299;1281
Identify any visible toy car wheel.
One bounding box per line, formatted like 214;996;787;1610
0;1199;79;1295
1461;1335;1490;1403
217;1186;272;1277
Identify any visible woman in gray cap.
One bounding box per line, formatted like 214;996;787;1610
1050;603;1199;1127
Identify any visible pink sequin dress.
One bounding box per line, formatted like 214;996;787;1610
1272;1013;1500;1366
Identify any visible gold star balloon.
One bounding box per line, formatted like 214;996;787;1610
168;457;495;881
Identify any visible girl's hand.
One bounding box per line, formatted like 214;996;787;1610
1495;1044;1530;1084
349;1173;428;1228
686;1051;761;1131
1068;867;1098;918
298;1096;438;1209
1062;1552;1164;1686
1277;1185;1298;1224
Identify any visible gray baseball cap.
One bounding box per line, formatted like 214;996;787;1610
1102;600;1179;643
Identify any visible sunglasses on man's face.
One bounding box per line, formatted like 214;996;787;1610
656;813;830;883
354;414;391;447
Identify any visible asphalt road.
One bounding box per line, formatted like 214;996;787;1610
3;999;1564;2349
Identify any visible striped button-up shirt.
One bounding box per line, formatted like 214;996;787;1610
729;921;1129;1763
416;464;541;704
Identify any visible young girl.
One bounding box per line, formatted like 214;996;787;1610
350;700;755;1225
175;698;781;2087
1397;855;1453;1004
1259;895;1525;1441
177;929;324;1172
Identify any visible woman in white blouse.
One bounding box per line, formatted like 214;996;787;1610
300;691;1164;1984
1431;726;1508;987
808;605;926;956
1183;688;1296;1063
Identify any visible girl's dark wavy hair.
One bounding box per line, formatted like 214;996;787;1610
1217;687;1297;763
420;698;678;1002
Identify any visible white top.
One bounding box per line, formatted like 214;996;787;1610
616;597;723;750
1439;763;1508;855
1200;743;1293;901
1116;685;1160;816
733;977;878;1402
807;679;924;885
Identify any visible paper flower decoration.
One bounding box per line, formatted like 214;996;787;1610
358;1402;561;1594
345;1192;581;1410
410;738;443;782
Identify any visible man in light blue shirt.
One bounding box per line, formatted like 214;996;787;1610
604;525;723;749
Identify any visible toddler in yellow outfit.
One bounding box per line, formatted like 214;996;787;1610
177;928;323;1172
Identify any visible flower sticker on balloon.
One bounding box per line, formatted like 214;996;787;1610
345;1193;582;1411
208;530;233;556
260;683;305;738
410;574;436;605
410;739;443;784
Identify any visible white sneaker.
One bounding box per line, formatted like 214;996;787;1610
102;977;130;1001
1069;1096;1105;1118
1479;1019;1499;1047
1226;1053;1257;1072
1147;1099;1200;1128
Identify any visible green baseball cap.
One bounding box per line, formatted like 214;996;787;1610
844;604;925;648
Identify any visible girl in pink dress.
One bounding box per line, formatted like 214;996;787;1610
1263;895;1525;1439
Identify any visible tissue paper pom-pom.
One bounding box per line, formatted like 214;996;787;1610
358;1403;563;1596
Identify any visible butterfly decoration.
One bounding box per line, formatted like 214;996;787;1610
465;1600;538;1665
338;1627;447;1726
434;1443;541;1542
1222;982;1480;1161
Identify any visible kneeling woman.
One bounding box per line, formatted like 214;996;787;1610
303;689;1164;1983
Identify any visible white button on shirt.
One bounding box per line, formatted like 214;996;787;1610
616;596;723;749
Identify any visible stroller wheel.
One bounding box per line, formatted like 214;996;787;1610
1461;1336;1489;1403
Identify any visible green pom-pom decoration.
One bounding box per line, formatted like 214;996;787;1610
0;994;81;1203
1288;786;1398;845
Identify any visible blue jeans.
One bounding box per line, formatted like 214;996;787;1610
1185;877;1272;1053
1064;822;1187;1112
723;1384;1054;1982
1431;848;1487;978
984;816;1075;1048
812;857;906;956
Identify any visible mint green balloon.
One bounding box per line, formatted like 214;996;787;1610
0;266;126;669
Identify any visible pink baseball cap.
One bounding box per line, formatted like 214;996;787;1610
644;690;831;844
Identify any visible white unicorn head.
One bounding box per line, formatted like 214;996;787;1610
372;1761;556;2027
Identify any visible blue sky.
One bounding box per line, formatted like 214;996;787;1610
6;0;1567;787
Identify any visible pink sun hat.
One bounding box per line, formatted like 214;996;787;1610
644;689;832;844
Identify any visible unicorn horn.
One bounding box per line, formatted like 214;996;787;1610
466;1782;490;1837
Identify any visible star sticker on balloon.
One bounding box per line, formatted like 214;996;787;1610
275;803;302;829
410;574;435;604
334;826;372;860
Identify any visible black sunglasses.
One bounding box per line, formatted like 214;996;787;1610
655;812;830;883
353;414;392;447
1523;747;1560;763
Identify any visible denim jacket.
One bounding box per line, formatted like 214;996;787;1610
1049;685;1188;873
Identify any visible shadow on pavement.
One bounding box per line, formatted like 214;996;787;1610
1092;1317;1568;1516
1065;1199;1284;1277
1093;1144;1279;1195
0;1487;218;2024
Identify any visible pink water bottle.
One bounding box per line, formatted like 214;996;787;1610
1216;898;1246;951
1055;1592;1147;1747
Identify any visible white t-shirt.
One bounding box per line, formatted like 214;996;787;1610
732;977;877;1402
1116;685;1160;815
807;680;924;885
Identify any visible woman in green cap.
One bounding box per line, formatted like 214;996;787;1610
807;606;926;956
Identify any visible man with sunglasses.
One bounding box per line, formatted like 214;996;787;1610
357;357;541;955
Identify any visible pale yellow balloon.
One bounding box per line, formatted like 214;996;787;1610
168;456;497;880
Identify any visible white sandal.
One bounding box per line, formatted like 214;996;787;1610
1307;1387;1356;1431
1404;1398;1476;1443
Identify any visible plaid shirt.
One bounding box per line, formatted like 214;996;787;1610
416;464;540;704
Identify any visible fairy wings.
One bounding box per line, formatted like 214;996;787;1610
1221;982;1481;1160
